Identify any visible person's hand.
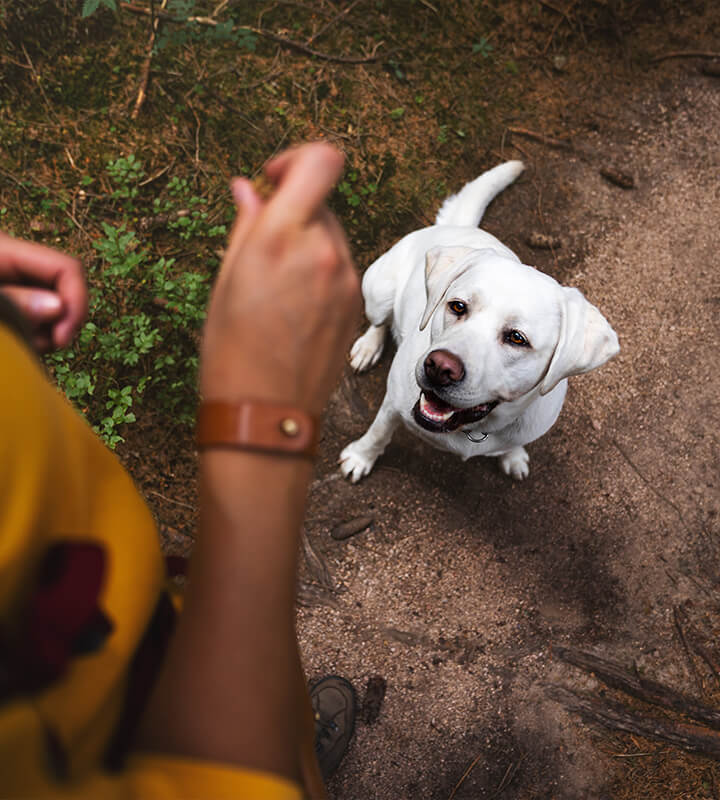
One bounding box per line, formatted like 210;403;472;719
0;232;87;351
200;143;361;416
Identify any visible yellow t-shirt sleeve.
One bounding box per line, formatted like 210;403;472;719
43;756;303;799
0;326;304;798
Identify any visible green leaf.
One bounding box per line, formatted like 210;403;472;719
81;0;101;17
472;38;494;58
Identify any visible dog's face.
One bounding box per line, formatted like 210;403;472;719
412;246;619;434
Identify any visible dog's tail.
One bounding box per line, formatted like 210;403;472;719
434;160;525;228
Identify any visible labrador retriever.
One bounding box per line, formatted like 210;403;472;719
339;161;619;482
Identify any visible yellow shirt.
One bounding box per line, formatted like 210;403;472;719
0;325;301;799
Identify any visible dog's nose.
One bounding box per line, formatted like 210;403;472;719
424;349;465;387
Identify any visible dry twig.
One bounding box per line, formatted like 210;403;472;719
131;0;169;119
306;0;363;45
148;489;197;511
674;605;720;688
20;44;61;125
651;50;720;63
120;1;383;63
674;605;706;692
507;126;572;149
447;752;484;800
541;0;577;55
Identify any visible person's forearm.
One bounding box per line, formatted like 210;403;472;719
137;450;313;783
136;143;358;795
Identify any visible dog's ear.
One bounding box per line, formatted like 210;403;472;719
539;287;619;395
420;246;476;330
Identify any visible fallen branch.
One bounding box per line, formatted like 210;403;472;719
675;605;720;688
673;606;706;692
244;27;383;64
538;0;573;19
297;530;337;609
541;0;577;56
131;0;168;119
120;1;383;63
651;50;720;63
553;646;720;730
305;0;363;46
20;43;61;125
548;685;720;759
507;126;572;149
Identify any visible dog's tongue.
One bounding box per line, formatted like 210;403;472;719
419;392;456;423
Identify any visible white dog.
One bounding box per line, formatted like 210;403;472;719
339;161;619;482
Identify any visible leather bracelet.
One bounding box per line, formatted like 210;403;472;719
196;400;318;458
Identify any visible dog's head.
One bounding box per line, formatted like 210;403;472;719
413;245;619;434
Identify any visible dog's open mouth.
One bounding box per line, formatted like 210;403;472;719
412;391;499;433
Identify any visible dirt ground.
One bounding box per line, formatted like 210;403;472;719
296;22;720;800
2;2;720;797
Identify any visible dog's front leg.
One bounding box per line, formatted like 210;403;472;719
349;324;387;373
498;446;530;480
339;395;400;483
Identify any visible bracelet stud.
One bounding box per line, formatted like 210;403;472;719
280;417;300;437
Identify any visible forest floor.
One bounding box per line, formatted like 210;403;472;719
2;1;719;797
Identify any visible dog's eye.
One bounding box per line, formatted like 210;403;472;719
504;329;530;347
448;300;467;317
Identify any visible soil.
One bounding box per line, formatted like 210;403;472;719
3;2;720;797
303;68;720;798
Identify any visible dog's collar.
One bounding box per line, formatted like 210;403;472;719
463;429;488;443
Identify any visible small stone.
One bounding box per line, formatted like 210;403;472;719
526;232;562;250
331;515;374;540
700;61;720;77
600;167;635;190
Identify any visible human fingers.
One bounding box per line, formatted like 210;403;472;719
0;286;60;352
217;178;263;283
0;232;81;287
263;143;344;229
0;285;62;324
53;259;87;348
0;232;86;348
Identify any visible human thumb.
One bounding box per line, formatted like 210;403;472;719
0;286;62;325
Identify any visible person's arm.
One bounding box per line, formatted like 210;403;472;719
136;144;361;791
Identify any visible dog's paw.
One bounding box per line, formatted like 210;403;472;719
339;442;377;483
349;325;385;373
498;447;530;480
